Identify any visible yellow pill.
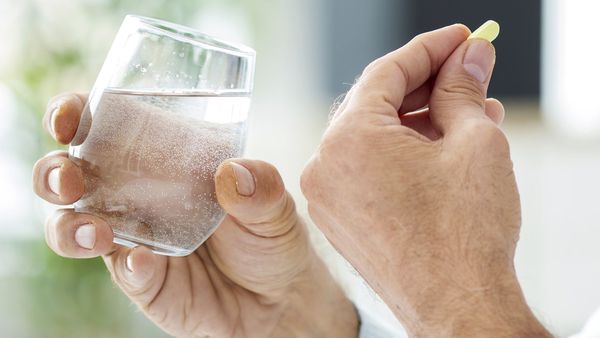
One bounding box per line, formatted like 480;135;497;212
468;20;500;42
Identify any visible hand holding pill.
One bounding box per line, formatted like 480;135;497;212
302;22;552;337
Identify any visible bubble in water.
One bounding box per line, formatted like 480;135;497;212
70;90;249;255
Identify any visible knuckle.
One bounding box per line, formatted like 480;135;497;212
300;153;320;197
328;91;350;122
300;138;341;201
409;33;429;53
435;76;485;108
478;121;507;144
300;160;317;199
301;123;362;201
318;128;349;163
252;192;299;238
362;57;386;76
411;30;430;44
362;28;431;78
462;119;510;151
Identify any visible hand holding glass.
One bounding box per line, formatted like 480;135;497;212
69;16;255;256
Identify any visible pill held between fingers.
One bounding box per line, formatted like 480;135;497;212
468;20;500;42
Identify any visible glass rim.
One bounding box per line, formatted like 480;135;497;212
125;15;256;58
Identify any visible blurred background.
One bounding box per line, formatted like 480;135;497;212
1;0;599;337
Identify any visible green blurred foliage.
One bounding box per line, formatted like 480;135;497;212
2;241;165;338
2;0;265;336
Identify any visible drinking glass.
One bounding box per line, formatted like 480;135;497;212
69;15;255;256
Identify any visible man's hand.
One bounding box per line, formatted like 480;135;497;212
32;93;358;338
301;24;551;337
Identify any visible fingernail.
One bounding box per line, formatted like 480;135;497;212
463;39;496;83
75;224;96;249
230;162;255;196
126;253;134;272
48;167;61;195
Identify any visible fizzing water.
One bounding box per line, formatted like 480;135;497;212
69;88;249;255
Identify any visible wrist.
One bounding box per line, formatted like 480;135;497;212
276;252;359;338
405;273;551;338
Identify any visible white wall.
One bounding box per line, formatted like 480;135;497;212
508;110;600;336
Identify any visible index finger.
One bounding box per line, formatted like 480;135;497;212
343;24;470;122
43;92;87;144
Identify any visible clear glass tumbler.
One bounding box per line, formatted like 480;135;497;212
69;15;255;256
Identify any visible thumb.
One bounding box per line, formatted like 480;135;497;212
429;38;496;135
210;159;310;295
214;159;297;237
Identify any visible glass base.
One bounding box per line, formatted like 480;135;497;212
112;231;195;257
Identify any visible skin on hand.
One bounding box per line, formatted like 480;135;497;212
301;24;552;337
32;93;358;338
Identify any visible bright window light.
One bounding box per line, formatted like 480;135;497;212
542;0;600;137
